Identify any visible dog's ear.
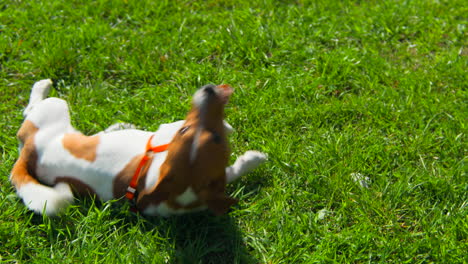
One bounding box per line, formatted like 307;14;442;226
206;194;238;216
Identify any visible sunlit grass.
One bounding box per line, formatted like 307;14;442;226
1;0;466;263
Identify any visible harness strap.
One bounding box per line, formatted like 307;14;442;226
125;135;169;212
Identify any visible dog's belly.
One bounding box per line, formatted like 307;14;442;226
35;129;153;200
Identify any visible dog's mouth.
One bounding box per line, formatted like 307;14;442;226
216;84;233;105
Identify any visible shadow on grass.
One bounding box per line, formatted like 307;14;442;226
142;212;256;264
26;197;256;264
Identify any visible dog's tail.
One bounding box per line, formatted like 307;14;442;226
10;155;74;216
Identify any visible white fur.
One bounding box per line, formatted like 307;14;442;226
143;187;203;217
17;182;74;216
23;79;53;117
175;187;198;206
226;151;268;183
192;86;209;110
223;121;234;134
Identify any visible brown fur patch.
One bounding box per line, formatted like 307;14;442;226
62;134;100;162
11;120;39;188
17;120;38;144
10;156;39;188
55;177;97;197
136;108;233;214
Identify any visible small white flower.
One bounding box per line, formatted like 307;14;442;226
350;172;370;188
316;208;332;221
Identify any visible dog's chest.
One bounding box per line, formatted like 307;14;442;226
33;121;186;200
35;130;153;200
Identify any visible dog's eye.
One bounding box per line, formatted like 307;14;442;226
207;179;220;189
179;126;190;135
212;132;221;144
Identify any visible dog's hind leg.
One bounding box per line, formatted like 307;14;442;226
23;79;53;117
12;79;76;215
22;80;77;136
10;147;74;216
226;151;267;183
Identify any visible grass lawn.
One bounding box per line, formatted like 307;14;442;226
1;0;466;263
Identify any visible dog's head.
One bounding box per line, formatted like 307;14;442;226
138;84;236;215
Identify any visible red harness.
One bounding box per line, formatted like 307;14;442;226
125;135;169;212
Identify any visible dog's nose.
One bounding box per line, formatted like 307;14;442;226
204;85;215;96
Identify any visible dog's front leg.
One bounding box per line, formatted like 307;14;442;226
226;151;267;183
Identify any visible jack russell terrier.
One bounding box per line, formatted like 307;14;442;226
10;79;267;216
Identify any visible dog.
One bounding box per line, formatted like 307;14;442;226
10;79;267;216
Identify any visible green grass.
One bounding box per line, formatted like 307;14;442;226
1;0;466;263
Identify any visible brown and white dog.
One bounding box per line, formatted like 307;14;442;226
10;79;267;216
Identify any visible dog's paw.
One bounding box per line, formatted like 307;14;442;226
244;150;267;163
23;79;53;117
226;151;267;183
239;150;268;171
18;182;74;216
32;79;53;96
